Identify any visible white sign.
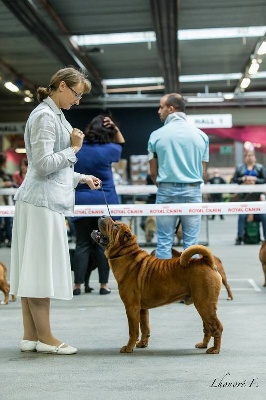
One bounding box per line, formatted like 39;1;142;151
0;122;26;135
186;114;232;128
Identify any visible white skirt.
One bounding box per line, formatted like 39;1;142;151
10;201;73;300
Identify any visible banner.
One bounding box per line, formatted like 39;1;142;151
0;201;265;217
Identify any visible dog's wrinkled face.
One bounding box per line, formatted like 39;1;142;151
91;216;134;252
91;228;109;248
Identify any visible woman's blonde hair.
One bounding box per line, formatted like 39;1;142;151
36;66;91;102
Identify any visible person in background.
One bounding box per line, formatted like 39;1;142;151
112;166;123;204
230;150;266;245
208;168;226;220
5;140;26;175
72;114;125;295
10;67;101;355
12;157;28;187
0;152;15;247
148;93;209;258
139;174;157;243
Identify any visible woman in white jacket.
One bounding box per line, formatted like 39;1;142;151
10;67;101;355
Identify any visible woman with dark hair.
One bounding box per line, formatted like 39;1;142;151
72;115;125;295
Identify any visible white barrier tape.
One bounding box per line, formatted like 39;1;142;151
201;184;266;194
1;184;266;196
0;201;265;217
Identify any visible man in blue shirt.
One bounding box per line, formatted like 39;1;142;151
148;93;209;258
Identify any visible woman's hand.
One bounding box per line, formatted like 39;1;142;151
103;116;125;144
103;116;117;130
70;128;84;153
84;175;102;190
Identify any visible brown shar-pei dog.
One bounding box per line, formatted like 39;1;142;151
92;216;223;354
155;248;233;300
259;239;266;287
0;262;16;305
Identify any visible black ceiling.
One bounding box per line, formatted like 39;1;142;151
0;0;266;112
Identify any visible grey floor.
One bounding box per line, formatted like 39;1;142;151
1;215;266;400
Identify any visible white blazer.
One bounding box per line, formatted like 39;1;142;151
15;97;81;216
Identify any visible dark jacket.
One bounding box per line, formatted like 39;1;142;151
230;163;266;201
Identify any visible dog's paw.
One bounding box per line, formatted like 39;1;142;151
120;345;133;353
136;340;149;348
0;300;8;305
206;347;220;354
195;341;208;349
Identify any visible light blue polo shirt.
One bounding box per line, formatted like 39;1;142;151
148;112;209;183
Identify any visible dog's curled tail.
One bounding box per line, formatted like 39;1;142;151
180;245;216;270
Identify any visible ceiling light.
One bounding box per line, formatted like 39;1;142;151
223;93;235;100
248;60;260;75
72;26;266;46
24;96;33;102
180;73;241;82
179;26;266;40
186;97;225;103
257;41;266;55
103;74;243;87
4;81;19;92
103;77;164;86
103;70;266;89
240;78;251;89
72;32;156;46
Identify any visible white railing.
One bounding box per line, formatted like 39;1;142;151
0;184;265;216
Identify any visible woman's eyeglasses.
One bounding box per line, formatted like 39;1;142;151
66;85;83;100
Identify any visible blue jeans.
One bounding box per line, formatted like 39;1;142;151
237;214;266;239
155;182;202;259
